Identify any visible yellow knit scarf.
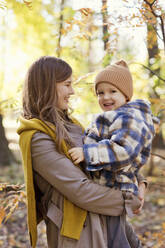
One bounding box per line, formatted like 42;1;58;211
17;116;87;248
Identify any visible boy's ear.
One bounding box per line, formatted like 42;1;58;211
115;60;128;69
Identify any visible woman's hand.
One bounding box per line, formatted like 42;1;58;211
68;147;84;164
133;182;146;214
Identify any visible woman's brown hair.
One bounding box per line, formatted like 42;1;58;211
22;56;74;151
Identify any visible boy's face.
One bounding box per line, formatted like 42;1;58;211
96;82;127;111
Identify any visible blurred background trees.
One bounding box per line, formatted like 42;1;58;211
0;1;165;246
0;0;164;168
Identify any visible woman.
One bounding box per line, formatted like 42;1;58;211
17;56;146;248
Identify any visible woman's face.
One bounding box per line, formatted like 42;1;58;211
56;75;74;110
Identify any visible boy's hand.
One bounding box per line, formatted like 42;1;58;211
133;183;146;214
87;123;99;136
68;147;84;164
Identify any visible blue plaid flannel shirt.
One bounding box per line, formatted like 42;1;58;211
83;99;156;195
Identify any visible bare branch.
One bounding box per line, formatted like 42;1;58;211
151;152;165;160
144;0;158;15
0;183;25;193
159;15;165;48
141;11;162;41
74;72;96;85
133;62;165;82
143;0;165;51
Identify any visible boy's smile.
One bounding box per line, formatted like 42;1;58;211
96;82;127;111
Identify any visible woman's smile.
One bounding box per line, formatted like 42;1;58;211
56;75;74;110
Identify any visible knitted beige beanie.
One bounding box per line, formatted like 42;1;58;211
95;60;133;100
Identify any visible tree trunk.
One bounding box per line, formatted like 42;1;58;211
0;114;16;166
146;21;165;174
147;24;159;64
147;23;164;147
56;0;65;58
102;0;108;51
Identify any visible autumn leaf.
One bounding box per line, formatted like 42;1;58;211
23;0;32;9
161;222;165;230
0;207;5;225
79;8;92;16
102;3;107;11
0;0;6;9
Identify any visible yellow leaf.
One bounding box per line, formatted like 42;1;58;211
61;28;66;35
157;198;165;206
162;222;165;230
79;8;92;16
144;231;151;237
102;4;107;11
0;207;5;225
4;210;12;223
23;0;32;8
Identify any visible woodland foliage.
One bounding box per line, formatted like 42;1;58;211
0;0;164;246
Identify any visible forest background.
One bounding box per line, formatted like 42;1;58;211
0;0;165;247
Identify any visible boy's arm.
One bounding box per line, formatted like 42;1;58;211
83;113;153;172
137;173;148;187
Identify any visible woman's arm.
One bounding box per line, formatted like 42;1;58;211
31;132;124;216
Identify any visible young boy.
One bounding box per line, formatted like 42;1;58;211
69;60;156;247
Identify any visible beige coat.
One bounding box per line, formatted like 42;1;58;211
31;124;146;248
